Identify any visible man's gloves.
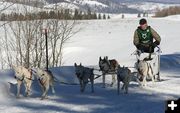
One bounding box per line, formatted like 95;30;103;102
151;41;160;48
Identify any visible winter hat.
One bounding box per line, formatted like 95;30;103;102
139;18;147;25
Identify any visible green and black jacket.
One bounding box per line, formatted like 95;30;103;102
133;26;161;47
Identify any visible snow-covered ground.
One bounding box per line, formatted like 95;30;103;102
0;15;180;113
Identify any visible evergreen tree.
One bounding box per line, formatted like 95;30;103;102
137;13;141;18
103;14;106;19
143;12;146;17
122;14;125;19
87;7;92;19
93;12;97;19
98;13;101;19
74;9;79;19
107;15;110;19
0;13;6;21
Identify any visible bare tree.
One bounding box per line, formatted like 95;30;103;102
0;1;79;69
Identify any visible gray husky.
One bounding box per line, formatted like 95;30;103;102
117;66;140;94
74;63;94;93
99;56;119;87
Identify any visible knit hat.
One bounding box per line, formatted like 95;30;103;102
139;18;147;25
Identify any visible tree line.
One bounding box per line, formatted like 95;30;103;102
0;9;110;21
155;6;180;17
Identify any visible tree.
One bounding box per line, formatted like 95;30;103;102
137;13;141;18
0;1;79;69
74;9;79;19
87;7;92;19
103;14;106;19
107;15;110;19
98;13;101;19
92;12;97;19
122;14;125;19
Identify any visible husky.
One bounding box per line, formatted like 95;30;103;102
117;66;140;94
13;66;33;98
74;63;94;93
99;56;119;87
117;66;131;94
136;59;155;87
33;68;55;100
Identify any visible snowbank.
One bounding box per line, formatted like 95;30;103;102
163;15;180;21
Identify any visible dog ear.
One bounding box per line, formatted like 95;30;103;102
99;57;102;60
74;63;77;67
106;56;108;60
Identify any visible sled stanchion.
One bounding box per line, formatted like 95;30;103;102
157;47;161;81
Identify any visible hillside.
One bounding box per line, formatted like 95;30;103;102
1;0;180;14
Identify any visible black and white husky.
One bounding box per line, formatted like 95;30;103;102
74;63;94;93
99;56;119;87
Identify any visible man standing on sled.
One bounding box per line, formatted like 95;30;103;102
133;18;162;81
133;18;161;58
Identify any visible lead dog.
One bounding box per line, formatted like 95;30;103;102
13;66;33;98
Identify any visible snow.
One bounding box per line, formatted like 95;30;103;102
163;14;180;21
0;15;180;113
76;0;108;8
0;2;41;14
44;0;108;11
44;2;79;10
124;2;180;12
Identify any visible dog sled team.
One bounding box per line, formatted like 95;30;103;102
12;18;161;99
74;18;161;94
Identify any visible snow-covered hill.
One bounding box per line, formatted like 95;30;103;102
43;0;180;13
0;1;41;14
1;0;180;14
0;15;180;113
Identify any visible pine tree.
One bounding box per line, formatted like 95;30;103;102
122;14;125;19
74;9;79;19
103;14;106;19
93;12;97;19
107;15;110;19
87;7;92;19
143;12;146;17
98;13;101;19
137;13;141;18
